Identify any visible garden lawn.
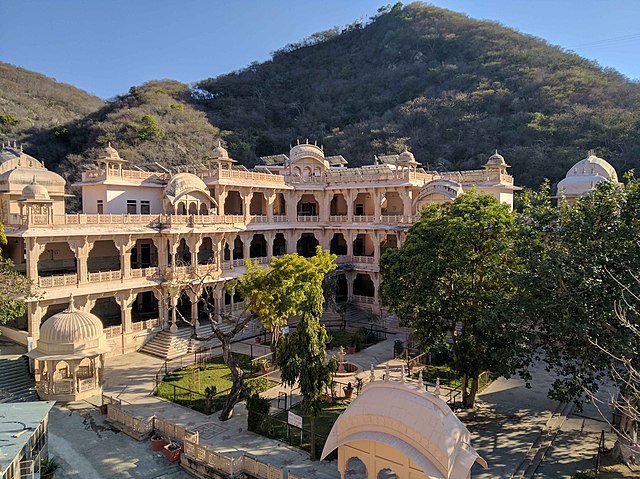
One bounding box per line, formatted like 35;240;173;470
156;354;275;414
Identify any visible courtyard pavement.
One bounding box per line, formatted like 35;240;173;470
22;320;612;479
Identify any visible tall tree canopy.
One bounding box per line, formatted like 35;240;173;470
380;191;528;407
0;223;33;325
274;247;337;459
518;180;640;457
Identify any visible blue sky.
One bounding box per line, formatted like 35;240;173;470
2;0;639;99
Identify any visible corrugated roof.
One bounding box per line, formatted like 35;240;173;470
0;401;55;471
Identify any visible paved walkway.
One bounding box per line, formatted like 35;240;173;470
55;323;612;479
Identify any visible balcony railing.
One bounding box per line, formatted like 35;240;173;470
272;215;288;222
130;267;158;279
248;215;268;223
354;215;375;223
88;270;122;283
38;273;77;288
297;215;319;222
131;318;159;332
353;294;376;304
353;255;376;264
329;215;349;222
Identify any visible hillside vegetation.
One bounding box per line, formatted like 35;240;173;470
3;2;640;189
195;2;640;186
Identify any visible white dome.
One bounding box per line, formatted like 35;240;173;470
398;149;417;164
485;150;508;168
322;381;485;478
211;140;229;159
557;153;618;198
100;142;124;162
21;178;50;201
36;297;110;357
163;172;208;199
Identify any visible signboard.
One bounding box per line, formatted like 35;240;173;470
287;411;303;429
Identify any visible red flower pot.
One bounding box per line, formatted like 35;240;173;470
163;444;181;463
151;437;165;452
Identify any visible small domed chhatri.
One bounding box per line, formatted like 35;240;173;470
556;151;620;203
27;295;111;402
486;150;507;167
211;140;229;160
20;177;50;201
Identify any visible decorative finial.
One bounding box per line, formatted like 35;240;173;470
370;364;375;383
305;138;308;144
68;293;76;313
31;175;37;184
218;140;222;147
495;149;499;155
384;362;390;381
297;138;300;145
400;365;406;383
13;140;17;148
108;141;111;148
314;140;317;146
434;378;441;398
416;370;423;390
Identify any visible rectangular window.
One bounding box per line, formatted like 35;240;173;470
355;203;365;216
126;200;137;214
97;200;104;214
140;200;150;215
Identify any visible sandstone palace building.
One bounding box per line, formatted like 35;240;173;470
0;141;517;362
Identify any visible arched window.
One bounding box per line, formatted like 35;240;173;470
346;457;367;478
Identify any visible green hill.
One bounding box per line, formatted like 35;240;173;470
5;2;640;190
194;2;640;186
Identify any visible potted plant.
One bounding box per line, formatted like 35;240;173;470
163;441;181;463
40;457;60;479
258;358;271;374
150;433;165;451
255;336;262;344
343;382;354;399
347;338;356;355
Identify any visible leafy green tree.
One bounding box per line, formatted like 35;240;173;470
137;114;163;141
236;253;334;359
517;180;639;458
380;191;528;407
0;223;34;326
274;247;337;459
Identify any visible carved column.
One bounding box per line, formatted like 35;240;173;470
266;192;276;222
169;292;178;333
152;288;167;330
346;230;354;257
69;238;89;284
346;190;354;222
242;233;250;260
114;237;133;280
243;190;252;222
25;238;45;285
346;272;354;301
116;291;135;333
215;283;223;323
402;188;413;218
153;237;167;272
264;231;275;259
319;190;329;223
27;302;43;343
373;189;382;223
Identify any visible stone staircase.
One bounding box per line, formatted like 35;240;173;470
138;328;193;360
138;322;241;359
0;355;38;403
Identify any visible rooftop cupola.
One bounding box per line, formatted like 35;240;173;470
484;149;509;172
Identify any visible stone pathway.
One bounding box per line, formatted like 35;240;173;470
56;324;613;479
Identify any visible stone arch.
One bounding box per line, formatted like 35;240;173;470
273;233;286;256
198;237;215;265
353;233;374;257
377;468;398;479
88;240;120;273
273;193;286;216
303;166;312;177
330;233;348;256
199;203;209;215
414;180;463;212
249;192;267;216
381;234;398;255
233;236;244;260
353;273;375;297
250;234;268;258
38;242;77;277
177;238;191;266
130;239;158;269
336;274;348;302
297;193;319;217
381;191;403;216
188;202;198;215
330;193;348;216
177;202;187;215
91;297;121;327
354;192;374;216
132;291;159;323
297;233;318;258
224;191;243;215
346;457;367;478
